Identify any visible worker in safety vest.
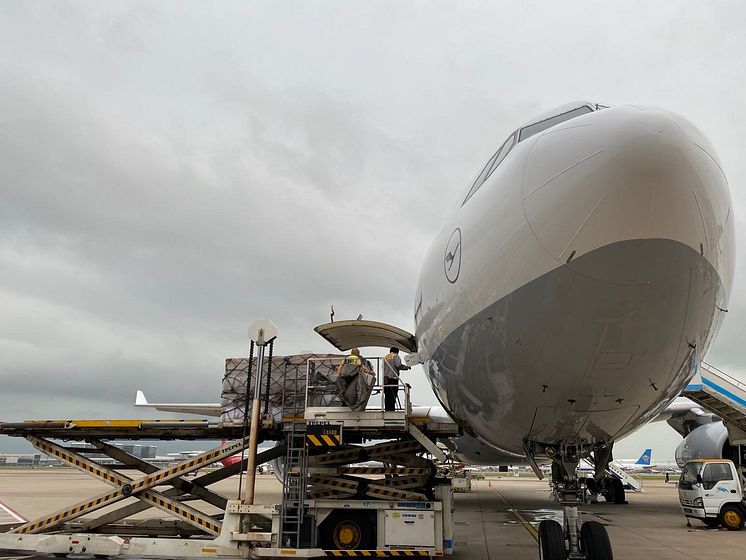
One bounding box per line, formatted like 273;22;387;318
337;348;375;375
383;347;410;411
338;348;363;370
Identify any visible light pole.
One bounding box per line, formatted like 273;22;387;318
243;319;277;504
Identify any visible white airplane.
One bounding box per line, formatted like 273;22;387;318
137;102;735;559
409;102;733;557
318;102;734;558
135;390;221;416
615;448;653;469
615;448;680;473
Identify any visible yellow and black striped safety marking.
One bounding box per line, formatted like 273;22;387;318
364;484;427;501
311;439;422;466
342;467;429;476
127;437;248;493
309;475;359;492
306;433;343;448
308;489;356;499
140;492;221;536
29;437;122;485
367;440;422;459
14;436;233;535
324;550;429;557
373;475;429;489
306;422;343;448
312;448;361;465
13;487;222;536
12;488;122;534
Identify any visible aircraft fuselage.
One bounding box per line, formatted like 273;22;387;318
415;103;734;458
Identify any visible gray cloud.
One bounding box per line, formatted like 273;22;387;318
1;1;745;459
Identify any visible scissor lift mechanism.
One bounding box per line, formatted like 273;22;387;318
0;351;460;558
0;414;459;558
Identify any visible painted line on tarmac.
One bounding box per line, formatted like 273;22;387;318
0;499;27;523
490;486;539;542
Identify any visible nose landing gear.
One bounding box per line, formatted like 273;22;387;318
536;444;614;560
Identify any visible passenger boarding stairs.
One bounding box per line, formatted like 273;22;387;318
579;459;642;492
684;361;746;440
607;461;642;492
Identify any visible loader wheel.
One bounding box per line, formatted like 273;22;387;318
320;511;375;550
720;505;744;531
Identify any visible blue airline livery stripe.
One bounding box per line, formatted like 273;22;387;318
701;377;746;408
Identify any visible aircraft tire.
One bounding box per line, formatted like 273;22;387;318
720;504;745;531
611;478;626;504
580;521;613;560
538;520;566;560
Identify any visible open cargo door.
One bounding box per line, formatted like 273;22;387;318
314;320;417;353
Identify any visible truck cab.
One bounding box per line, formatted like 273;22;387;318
679;459;746;530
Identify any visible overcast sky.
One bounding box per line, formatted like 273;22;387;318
1;1;745;460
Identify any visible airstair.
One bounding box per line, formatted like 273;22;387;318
684;361;746;441
607;461;642;492
578;459;642;492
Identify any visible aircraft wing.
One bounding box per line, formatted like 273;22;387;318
650;396;717;436
134;390;221;417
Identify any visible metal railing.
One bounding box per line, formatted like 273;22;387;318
701;361;746;394
304;356;411;412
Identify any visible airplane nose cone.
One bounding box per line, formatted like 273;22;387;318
521;106;732;284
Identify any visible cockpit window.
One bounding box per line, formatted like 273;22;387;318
463;132;516;205
518;105;593;142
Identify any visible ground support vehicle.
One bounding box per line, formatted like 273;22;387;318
0;353;459;558
679;455;746;530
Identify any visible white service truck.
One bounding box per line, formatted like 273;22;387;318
679;459;746;530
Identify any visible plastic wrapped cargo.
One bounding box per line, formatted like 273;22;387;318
220;353;348;425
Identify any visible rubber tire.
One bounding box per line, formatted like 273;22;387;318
702;518;721;528
611;478;626;504
585;477;598;495
319;511;376;550
538;520;566;560
720;504;745;531
580;521;613;560
601;479;615;503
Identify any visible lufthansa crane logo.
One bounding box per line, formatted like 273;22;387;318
444;228;462;284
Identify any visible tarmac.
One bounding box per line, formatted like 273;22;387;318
0;470;743;559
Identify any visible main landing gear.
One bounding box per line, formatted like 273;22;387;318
537;444;613;560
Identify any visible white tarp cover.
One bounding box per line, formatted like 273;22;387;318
314;320;417;353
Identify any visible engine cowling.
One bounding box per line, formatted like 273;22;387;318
675;421;729;467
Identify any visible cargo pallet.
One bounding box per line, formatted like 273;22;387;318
0;353;460;559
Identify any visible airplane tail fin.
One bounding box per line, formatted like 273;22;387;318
635;448;652;465
135;390;149;406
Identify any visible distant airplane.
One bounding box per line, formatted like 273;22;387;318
616;448;679;473
617;448;652;469
135;390;220;416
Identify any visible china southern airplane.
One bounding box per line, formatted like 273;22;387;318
615;448;679;473
617;448;653;469
137;102;735;560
